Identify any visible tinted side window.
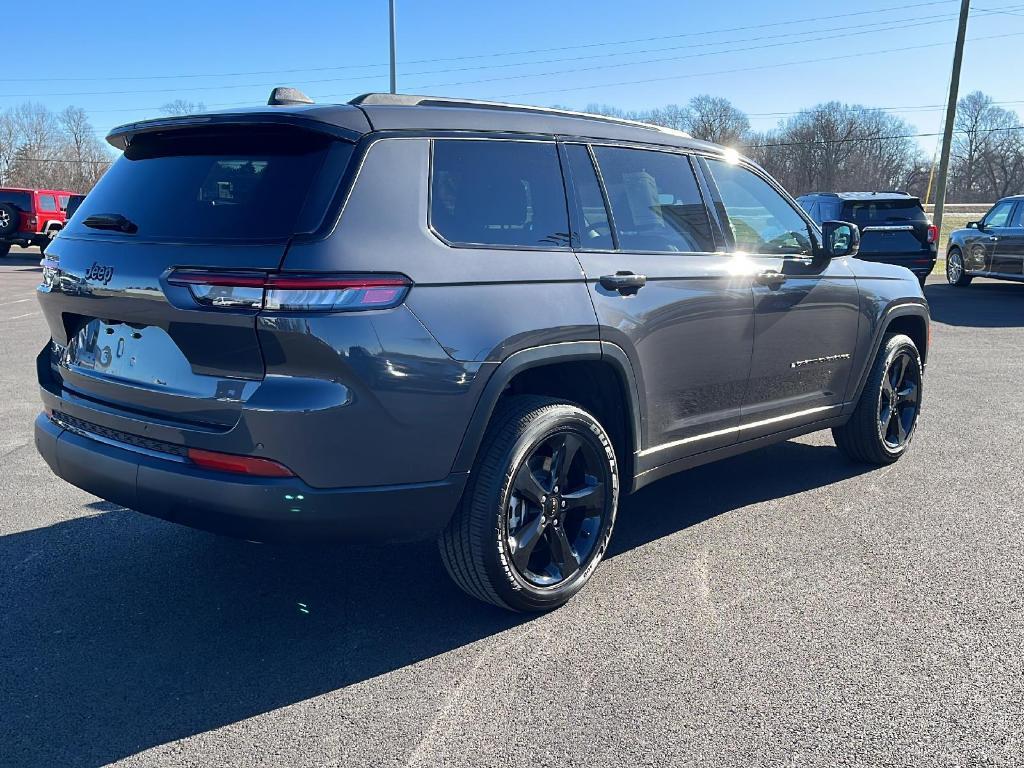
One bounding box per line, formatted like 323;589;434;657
0;191;31;211
38;194;58;212
705;159;812;255
430;140;570;249
1011;203;1024;228
564;144;613;250
592;146;714;253
984;200;1015;228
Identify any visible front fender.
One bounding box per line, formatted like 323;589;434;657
844;296;929;412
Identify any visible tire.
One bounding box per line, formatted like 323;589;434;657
833;333;923;465
439;395;619;612
0;203;19;237
0;243;10;257
946;248;972;286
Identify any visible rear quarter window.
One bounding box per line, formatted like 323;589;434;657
429;139;571;249
66;128;352;242
37;194;58;212
0;191;32;211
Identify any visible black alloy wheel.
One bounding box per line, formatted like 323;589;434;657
506;430;607;587
439;395;618;612
877;348;920;451
833;333;923;465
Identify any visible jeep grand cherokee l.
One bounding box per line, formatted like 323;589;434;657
35;91;929;612
797;192;938;287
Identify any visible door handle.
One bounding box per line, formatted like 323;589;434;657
599;271;647;294
989;236;999;242
755;270;787;288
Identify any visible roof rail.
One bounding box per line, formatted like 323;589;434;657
348;93;692;138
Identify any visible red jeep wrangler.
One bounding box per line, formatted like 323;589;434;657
0;187;78;255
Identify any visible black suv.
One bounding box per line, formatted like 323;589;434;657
797;192;938;287
35;92;929;612
945;195;1024;285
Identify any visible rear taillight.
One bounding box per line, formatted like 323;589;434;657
187;447;294;477
167;271;411;312
927;224;938;244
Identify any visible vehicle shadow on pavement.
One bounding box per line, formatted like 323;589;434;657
925;280;1023;328
1;440;867;767
609;439;869;558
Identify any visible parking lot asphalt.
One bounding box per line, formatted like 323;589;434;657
1;252;1022;768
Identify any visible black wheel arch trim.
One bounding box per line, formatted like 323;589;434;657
451;340;644;490
844;299;929;415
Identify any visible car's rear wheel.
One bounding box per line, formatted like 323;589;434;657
833;333;922;465
439;395;618;612
946;248;972;286
0;243;10;257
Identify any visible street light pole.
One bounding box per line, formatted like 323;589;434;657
388;0;397;94
932;0;970;240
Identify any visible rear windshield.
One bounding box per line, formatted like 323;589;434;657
843;200;926;226
68;128;351;242
0;191;32;211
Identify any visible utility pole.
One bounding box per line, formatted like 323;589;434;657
932;0;970;238
388;0;397;94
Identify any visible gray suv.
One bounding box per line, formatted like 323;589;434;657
34;92;929;612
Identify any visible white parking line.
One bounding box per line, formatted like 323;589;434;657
2;298;33;306
7;312;39;321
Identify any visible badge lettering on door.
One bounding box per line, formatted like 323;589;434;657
84;262;115;285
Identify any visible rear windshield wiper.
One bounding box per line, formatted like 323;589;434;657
82;213;138;234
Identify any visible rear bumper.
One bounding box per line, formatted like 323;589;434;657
35;413;466;544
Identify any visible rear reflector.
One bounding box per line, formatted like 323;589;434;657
187;448;295;477
168;271;411;312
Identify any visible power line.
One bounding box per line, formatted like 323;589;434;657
402;8;1020;93
8;6;1004;100
495;29;1024;99
78;19;1023;118
2;0;961;84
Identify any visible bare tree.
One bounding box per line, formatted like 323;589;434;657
950;91;1024;201
678;95;749;145
160;99;207;116
746;103;921;196
0;102;113;191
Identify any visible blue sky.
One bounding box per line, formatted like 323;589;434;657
5;0;1022;153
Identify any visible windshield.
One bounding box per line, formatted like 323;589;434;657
68;128;351;242
845;200;926;226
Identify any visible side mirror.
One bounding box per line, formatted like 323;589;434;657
821;220;860;258
967;220;979;229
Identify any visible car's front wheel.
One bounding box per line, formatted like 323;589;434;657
833;333;923;465
946;248;972;286
439;395;619;612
